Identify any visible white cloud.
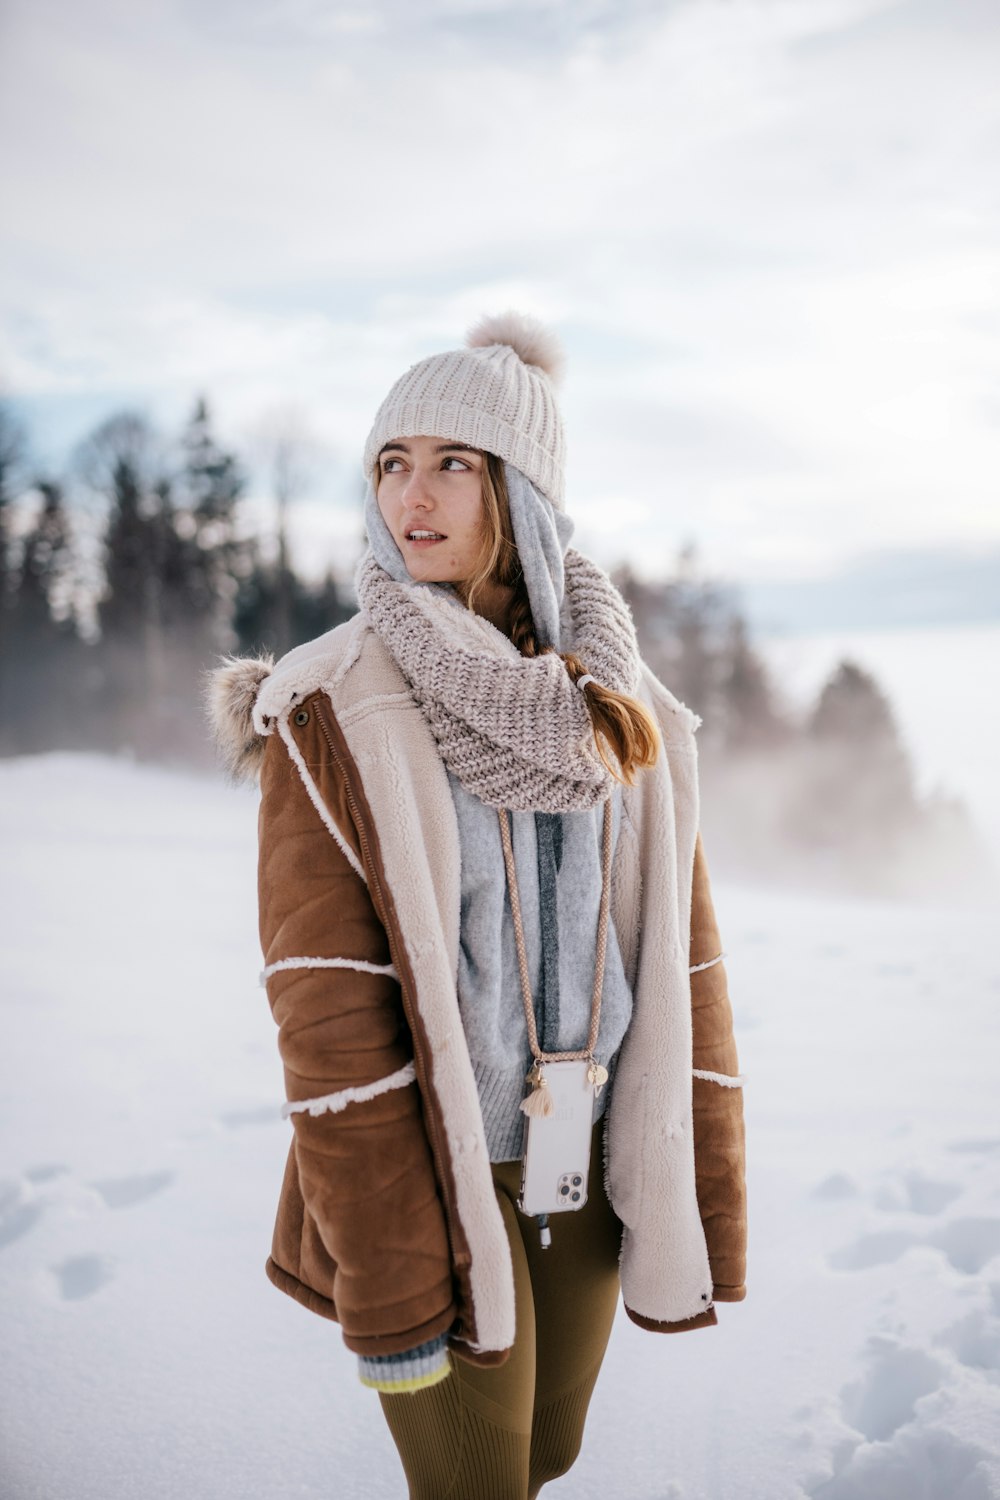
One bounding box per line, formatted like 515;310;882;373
1;0;999;587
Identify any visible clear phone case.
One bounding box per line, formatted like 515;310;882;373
518;1059;595;1217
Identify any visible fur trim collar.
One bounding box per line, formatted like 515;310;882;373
204;653;274;784
205;617;367;784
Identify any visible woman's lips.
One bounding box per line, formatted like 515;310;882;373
405;532;446;549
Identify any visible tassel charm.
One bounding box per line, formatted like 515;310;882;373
587;1060;609;1097
521;1063;555;1118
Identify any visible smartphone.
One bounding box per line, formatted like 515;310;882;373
518;1059;594;1217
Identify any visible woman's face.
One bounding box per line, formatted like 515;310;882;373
375;434;485;587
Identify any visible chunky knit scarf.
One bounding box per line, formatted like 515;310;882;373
355;547;642;813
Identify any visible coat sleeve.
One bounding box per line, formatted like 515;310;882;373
256;698;457;1356
690;833;747;1301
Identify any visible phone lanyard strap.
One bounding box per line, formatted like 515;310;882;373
497;798;614;1115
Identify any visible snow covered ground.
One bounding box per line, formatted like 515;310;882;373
2;752;999;1500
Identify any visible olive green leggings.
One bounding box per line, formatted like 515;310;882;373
378;1125;622;1499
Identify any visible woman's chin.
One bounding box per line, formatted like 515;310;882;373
403;556;460;587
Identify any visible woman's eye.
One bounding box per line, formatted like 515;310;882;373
442;456;469;471
381;458;403;473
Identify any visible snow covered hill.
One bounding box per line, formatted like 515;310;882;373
1;754;998;1499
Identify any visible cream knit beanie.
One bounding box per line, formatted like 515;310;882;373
362;310;568;507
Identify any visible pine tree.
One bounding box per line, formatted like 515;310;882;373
250;409;319;657
0;403;29;749
12;480;75;640
782;658;920;876
809;660;900;745
78;404;250;758
719;615;788;753
295;567;353;646
615;545;757;755
176;397;246;652
77;412;173;751
232;548;351;658
5;481;87;750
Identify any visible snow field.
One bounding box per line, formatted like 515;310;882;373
1;753;998;1499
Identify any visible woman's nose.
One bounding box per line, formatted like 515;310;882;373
402;469;434;507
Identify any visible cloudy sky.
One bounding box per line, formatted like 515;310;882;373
1;0;998;619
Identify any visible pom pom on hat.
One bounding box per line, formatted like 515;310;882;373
465;310;566;386
362;309;568;506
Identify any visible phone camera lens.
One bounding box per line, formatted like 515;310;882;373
572;1176;582;1186
560;1184;570;1195
571;1191;581;1202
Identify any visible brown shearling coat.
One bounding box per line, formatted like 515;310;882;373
212;617;747;1367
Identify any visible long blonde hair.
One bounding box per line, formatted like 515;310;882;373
462;453;659;785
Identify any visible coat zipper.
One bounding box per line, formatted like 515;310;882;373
312;699;470;1291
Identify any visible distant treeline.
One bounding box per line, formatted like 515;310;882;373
0;397;354;762
0;398;990;897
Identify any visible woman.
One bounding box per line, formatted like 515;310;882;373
209;311;746;1499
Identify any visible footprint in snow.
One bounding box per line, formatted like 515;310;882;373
803;1336;994;1499
935;1307;1000;1375
947;1138;1000;1156
829;1230;920;1272
829;1217;1000;1276
807;1417;991;1499
52;1253;114;1301
814;1173;860;1202
873;1171;962;1216
0;1180;43;1249
89;1170;174;1210
902;1174;963;1216
839;1336;944;1443
927;1218;1000;1276
24;1163;70;1184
